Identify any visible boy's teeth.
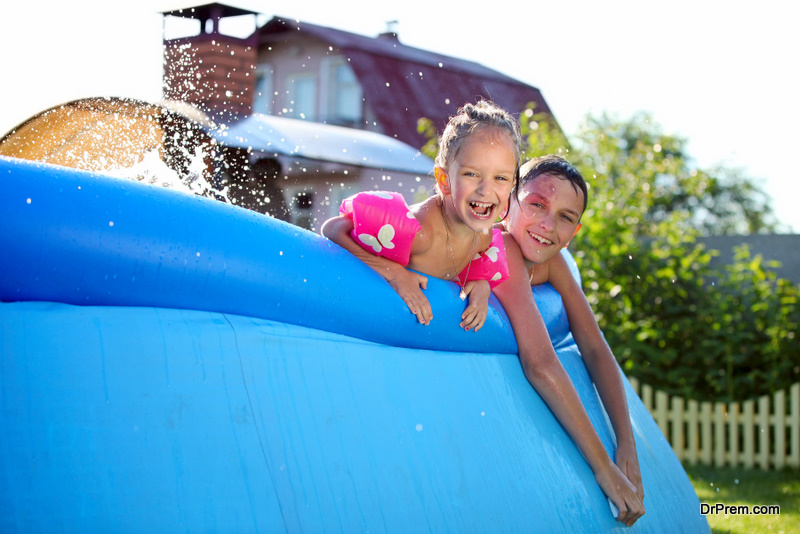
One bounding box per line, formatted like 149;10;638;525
531;232;553;245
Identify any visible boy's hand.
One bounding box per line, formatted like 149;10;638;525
595;462;645;527
460;280;491;332
385;267;432;325
615;443;644;501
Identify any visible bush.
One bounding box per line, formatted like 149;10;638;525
520;109;799;401
421;107;799;401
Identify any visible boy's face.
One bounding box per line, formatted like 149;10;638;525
505;173;584;265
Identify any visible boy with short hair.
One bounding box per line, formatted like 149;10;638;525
497;154;645;515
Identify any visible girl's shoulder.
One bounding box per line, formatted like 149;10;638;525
407;197;441;256
408;195;438;219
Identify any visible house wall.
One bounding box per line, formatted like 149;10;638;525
698;234;800;284
266;155;432;233
235;34;430;229
253;35;380;132
162;21;430;229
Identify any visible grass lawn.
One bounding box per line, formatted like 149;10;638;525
683;463;799;534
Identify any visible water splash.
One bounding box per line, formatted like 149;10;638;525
105;146;229;202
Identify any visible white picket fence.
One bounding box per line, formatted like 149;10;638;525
628;379;800;470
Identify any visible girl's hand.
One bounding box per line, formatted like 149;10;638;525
321;216;432;325
615;442;644;501
385;267;432;325
460;280;490;332
595;462;645;527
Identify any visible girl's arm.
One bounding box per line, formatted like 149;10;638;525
460;279;491;332
321;215;433;325
548;253;644;500
493;234;644;526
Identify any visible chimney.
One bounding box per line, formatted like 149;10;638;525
161;3;260;123
378;20;399;42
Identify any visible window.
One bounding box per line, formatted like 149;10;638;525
253;66;273;115
285;73;317;121
325;183;353;221
291;191;314;230
322;58;362;126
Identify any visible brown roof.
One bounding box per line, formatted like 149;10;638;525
258;17;555;150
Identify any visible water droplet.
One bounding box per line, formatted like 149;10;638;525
415;423;423;432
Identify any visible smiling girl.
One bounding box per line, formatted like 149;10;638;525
322;107;643;526
321;101;518;331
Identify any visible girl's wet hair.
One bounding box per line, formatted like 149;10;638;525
518;155;588;214
435;101;522;176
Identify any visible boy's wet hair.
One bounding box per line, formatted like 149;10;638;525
518;155;588;214
435;101;522;178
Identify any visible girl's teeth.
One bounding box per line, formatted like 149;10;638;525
469;202;493;216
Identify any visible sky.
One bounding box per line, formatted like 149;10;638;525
3;0;798;232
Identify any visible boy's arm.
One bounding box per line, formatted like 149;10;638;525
493;234;644;526
320;216;432;325
547;253;643;499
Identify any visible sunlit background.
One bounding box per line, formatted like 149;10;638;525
3;0;798;231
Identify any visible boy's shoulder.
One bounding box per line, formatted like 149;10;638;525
530;251;575;286
528;258;552;285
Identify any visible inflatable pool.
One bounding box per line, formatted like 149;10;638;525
0;155;708;533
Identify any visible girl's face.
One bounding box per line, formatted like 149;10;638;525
437;127;517;234
505;173;584;265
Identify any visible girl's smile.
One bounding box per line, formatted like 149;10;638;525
437;127;517;234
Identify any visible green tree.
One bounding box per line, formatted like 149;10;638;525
418;108;797;400
514;108;798;400
520;109;779;235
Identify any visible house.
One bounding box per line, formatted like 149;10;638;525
698;234;800;284
161;2;555;230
